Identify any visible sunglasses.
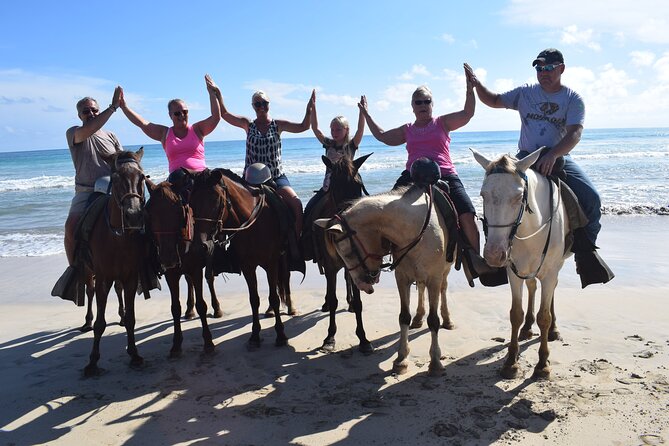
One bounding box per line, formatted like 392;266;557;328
535;64;562;73
80;107;99;115
414;99;432;105
173;110;189;117
253;101;269;108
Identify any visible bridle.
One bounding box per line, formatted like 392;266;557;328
332;186;435;284
108;157;146;235
481;167;557;280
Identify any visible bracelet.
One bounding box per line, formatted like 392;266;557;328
109;104;118;112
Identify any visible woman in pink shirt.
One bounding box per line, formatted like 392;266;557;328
119;74;221;179
359;65;501;284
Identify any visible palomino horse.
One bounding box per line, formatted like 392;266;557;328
83;148;150;376
316;185;454;376
305;154;373;354
145;179;215;357
473;149;569;380
189;168;290;349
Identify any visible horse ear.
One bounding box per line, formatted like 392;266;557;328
353;152;373;173
145;177;157;192
516;149;543;173
313;218;343;233
471;148;492;170
136;146;144;161
321;155;333;170
208;169;223;186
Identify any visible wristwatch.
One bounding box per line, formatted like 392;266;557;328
109;104;118;112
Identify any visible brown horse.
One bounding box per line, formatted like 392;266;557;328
81;280;124;332
189;168;289;349
82;148;152;376
304;154;374;354
145;178;215;357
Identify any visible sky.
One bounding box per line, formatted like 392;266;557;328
1;0;668;152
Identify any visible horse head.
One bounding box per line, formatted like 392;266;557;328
189;169;226;252
104;147;146;232
314;211;385;294
322;152;372;207
146;178;188;270
472;148;542;267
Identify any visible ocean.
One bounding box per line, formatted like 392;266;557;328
1;128;668;257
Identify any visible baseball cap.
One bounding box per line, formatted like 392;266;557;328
532;48;564;66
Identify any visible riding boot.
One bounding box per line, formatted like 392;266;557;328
287;230;306;275
572;229;614;288
467;248;509;287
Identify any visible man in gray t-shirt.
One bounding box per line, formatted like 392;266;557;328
64;88;122;266
464;49;613;287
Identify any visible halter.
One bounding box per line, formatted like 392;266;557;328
482;167;556;280
108;158;146;235
332;186;435;283
148;197;189;269
193;182;230;239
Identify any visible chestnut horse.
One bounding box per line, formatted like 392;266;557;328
83;148;151;376
189;168;289;349
145;179;215;357
316;185;454;376
473;149;569;380
305;154;374;354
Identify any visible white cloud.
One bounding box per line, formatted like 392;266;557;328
317;93;360;107
241;80;313;108
398;64;432;81
655;52;669;83
630;50;656;67
502;0;669;44
440;33;455;44
560;25;601;51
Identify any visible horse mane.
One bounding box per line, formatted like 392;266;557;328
486;154;518;176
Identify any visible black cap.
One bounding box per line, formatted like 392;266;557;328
532;48;564;66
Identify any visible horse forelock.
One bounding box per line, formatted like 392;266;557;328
153;181;179;202
486;154;521;177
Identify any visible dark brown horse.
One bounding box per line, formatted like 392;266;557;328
145;178;215;356
83;148;151;376
189;168;289;349
304;154;374;353
81;280;124;332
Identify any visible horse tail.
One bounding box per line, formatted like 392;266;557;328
277;254;290;305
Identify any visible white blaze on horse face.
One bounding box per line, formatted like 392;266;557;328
480;173;524;267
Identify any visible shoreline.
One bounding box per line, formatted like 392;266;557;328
0;215;667;445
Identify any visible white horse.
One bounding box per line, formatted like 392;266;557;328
315;185;454;376
472;149;570;380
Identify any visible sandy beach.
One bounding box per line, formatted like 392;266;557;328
0;215;667;445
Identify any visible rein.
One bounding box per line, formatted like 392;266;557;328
107;158;146;235
483;168;558;280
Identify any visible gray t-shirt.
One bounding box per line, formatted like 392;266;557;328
499;83;585;153
66;127;122;192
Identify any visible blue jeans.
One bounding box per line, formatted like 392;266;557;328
563;156;601;245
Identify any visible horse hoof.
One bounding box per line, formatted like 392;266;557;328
441;321;455;330
275;336;289;347
130;356;144;369
211;310;223;319
500;364;520;380
320;302;329;312
118;319;126;327
548;330;562;342
265;308;275;317
83;364;101;377
169;349;182;359
519;329;534;341
428;362;445;377
409;319;424;329
79;324;93;333
287;308;299;316
203;344;216;355
392;362;409;375
532;366;551;380
347;305;355;313
359;342;374;355
183;312;196;321
247;339;262;351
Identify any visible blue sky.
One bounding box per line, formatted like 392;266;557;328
1;0;668;152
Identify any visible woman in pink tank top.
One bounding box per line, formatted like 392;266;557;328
118;74;221;176
358;65;503;286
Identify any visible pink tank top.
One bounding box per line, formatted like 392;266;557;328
404;117;456;176
163;125;206;173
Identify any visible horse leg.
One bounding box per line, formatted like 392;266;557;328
192;269;215;354
166;271;184;358
520;278;537;340
427;280;445;376
206;274;223;318
81;274;95;332
84;278;112;377
533;276;558;380
243;267;263;349
548;291;562;341
321;267;339;352
350;277;373;354
114;280;125;327
439;272;454;330
122;277;143;368
501;276;525;379
392;276;412;375
183;276;196;320
410;282;426;329
266;266;288;347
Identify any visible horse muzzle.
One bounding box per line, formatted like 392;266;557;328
483;243;509;268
